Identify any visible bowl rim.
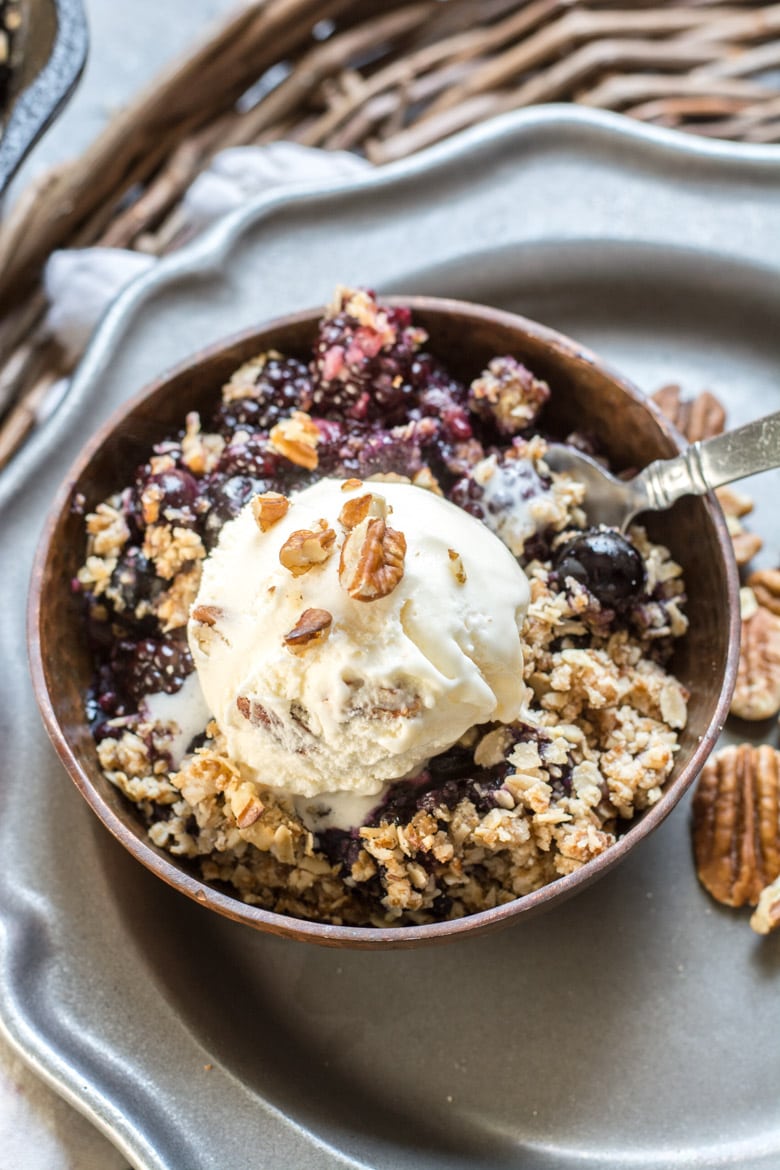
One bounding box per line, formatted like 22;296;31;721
27;295;741;948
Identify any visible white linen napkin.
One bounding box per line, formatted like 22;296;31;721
43;143;371;360
0;1034;129;1170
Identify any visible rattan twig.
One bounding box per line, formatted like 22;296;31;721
0;0;778;470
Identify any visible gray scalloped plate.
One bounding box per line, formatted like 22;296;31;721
4;107;780;1169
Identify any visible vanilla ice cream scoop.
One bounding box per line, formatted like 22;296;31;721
188;478;530;799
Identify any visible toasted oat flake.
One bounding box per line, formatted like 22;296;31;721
181;411;224;474
157;565;202;631
86;502;129;558
143;524;206;580
236;798;264;829
222;350;280;402
412;466;443;495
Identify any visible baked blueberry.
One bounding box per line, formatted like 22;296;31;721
555;528;646;610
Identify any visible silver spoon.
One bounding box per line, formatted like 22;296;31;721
544;411;780;530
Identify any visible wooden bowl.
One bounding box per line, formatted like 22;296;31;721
28;297;740;948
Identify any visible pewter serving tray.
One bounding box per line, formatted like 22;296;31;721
3;108;780;1170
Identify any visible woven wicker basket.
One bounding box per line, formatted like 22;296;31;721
1;0;779;468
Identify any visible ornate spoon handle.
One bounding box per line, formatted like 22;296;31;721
637;411;780;511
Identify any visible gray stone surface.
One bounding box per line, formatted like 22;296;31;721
4;3;780;1165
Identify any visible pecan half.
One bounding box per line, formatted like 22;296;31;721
283;607;333;654
732;531;764;568
692;743;780;907
716;485;753;519
716;486;763;567
251;491;289;533
747;569;780;617
269;411;320;470
279;521;336;577
339;491;388;531
651;384;726;442
731;604;780;720
751;874;780;934
339;516;406;601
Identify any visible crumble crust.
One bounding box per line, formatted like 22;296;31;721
89;509;688;925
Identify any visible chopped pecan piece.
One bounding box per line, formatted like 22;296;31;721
191;604;222;627
747;569;780;617
339;491;388;531
751;874;780;934
339;516;406;601
284;608;333;654
251;491;289;533
341;478;363;492
448;548;467;584
651;384;726;442
731;605;780;720
279;521;336;577
269;410;319;470
236;697;279;729
692;744;780;907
